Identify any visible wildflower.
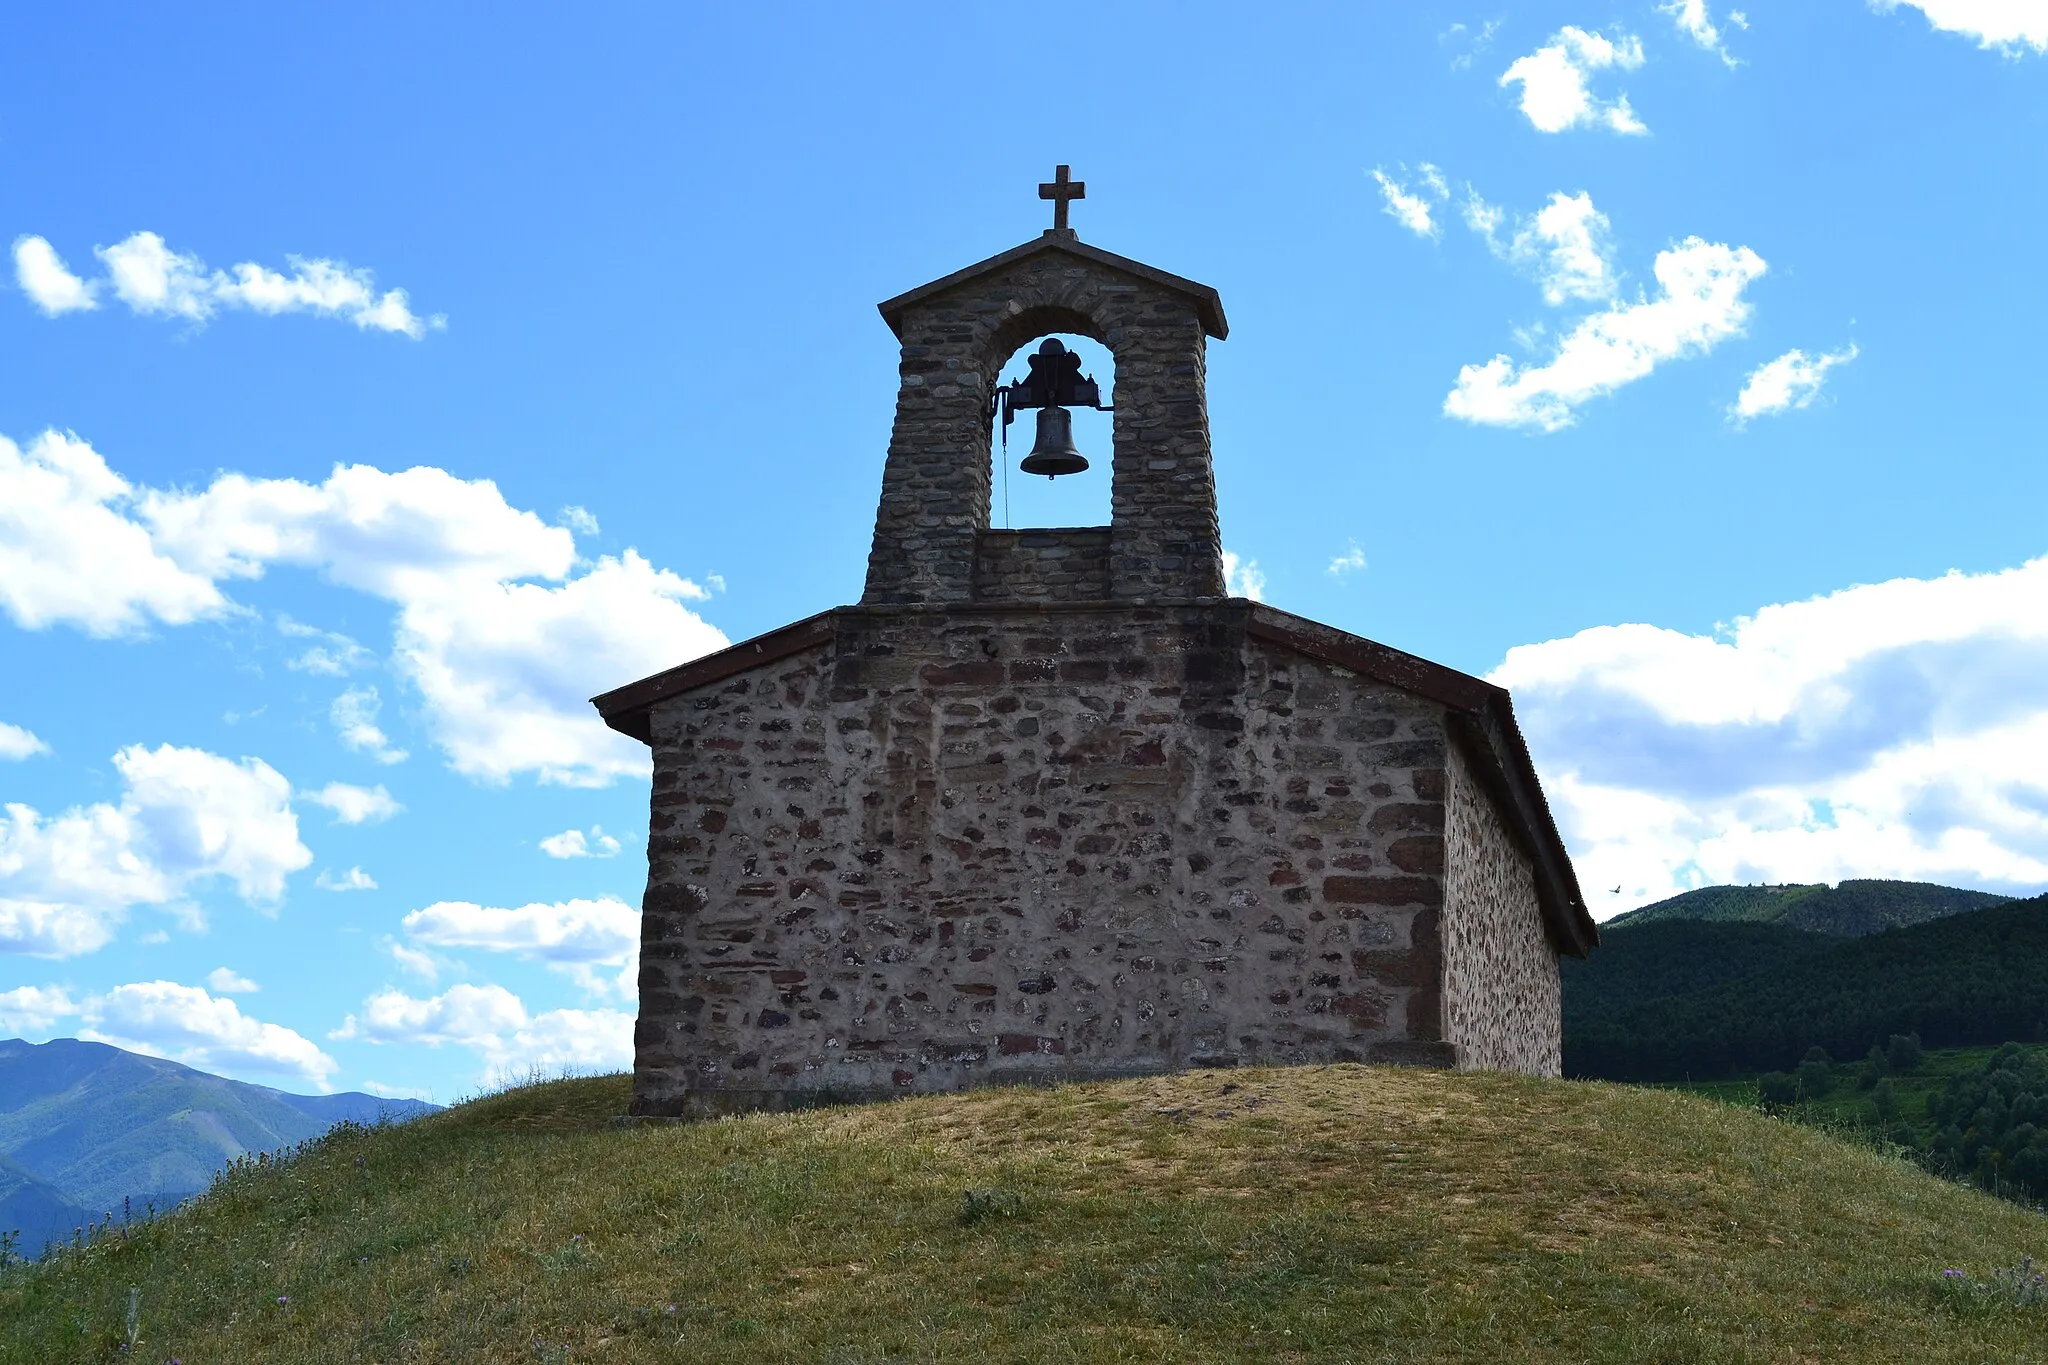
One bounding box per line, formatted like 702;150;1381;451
276;1295;291;1305
1943;1269;1966;1279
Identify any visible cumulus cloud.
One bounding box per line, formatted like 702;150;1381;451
1370;164;1450;238
316;866;378;892
0;743;311;957
0;432;226;636
330;687;408;765
206;967;259;994
0;984;78;1033
539;826;622;859
3;436;731;785
1446;237;1767;431
302;782;401;825
1223;550;1267;602
278;616;372;676
1465;188;1620;306
1732;344;1859;424
39;231;442;337
1500;27;1648;134
333;982;631;1085
82;979;336;1087
1494;553;2048;913
1662;0;1742;64
0;723;47;761
1327;541;1369;579
402;896;638;1000
1874;1;2048;53
13;236;98;315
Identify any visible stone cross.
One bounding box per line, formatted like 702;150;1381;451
1038;165;1085;231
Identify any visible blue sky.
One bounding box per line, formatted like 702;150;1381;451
3;2;2046;1099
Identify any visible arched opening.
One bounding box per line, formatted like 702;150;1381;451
987;331;1116;530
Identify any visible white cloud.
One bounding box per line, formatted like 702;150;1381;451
539;826;622;859
402;896;638;1000
1327;541;1369;579
1222;549;1267;602
1874;1;2048;53
0;743;311;957
1500;27;1649;134
557;505;600;536
0;432;226;636
1494;553;2048;913
303;782;402;825
0;723;47;761
0;984;78;1034
2;438;730;786
77;231;441;337
382;935;442;981
331;687;408;765
1732;344;1860;423
279;616;372;676
1465;189;1620;306
1444;18;1503;70
13;236;98;315
83;979;336;1088
1662;0;1741;64
206;967;259;994
1446;237;1767;431
1371;164;1450;238
333;982;631;1084
316;866;378;892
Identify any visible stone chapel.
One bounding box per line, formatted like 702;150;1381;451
594;173;1597;1119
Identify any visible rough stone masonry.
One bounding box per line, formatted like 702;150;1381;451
594;219;1597;1119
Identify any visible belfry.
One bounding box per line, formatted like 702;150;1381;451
594;173;1595;1118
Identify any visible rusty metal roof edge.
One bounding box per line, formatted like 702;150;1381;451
876;232;1228;340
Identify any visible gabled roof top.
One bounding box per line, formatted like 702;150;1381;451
590;600;1596;957
876;230;1229;341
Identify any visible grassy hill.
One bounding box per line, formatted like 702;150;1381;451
4;1069;2047;1362
1606;878;2012;936
0;1039;438;1236
1566;892;2048;1081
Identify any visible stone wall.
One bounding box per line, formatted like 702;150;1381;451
863;239;1223;606
972;528;1112;602
631;602;1467;1118
1440;743;1561;1075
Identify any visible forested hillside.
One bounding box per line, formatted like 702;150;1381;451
1605;879;2011;937
1566;893;2048;1081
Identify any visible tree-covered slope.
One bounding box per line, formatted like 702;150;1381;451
1605;878;2013;937
5;1069;2046;1363
0;1039;437;1219
1567;894;2048;1081
1561;918;1838;1030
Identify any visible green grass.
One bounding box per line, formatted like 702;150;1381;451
3;1066;2045;1362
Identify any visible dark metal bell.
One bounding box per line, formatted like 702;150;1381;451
1019;406;1089;478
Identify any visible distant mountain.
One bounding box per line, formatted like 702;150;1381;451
1604;878;2012;937
0;1038;437;1251
1566;892;2048;1081
0;1151;86;1255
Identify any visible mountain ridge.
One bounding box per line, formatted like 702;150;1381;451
1604;878;2014;937
0;1038;437;1250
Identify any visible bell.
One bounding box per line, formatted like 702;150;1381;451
1019;405;1089;479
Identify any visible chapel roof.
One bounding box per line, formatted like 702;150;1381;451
876;230;1230;341
589;601;1596;957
